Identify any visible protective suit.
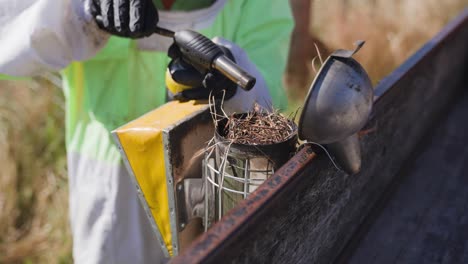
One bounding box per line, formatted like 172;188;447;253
0;0;293;262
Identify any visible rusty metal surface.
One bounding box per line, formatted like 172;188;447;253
165;106;214;251
166;106;213;184
172;9;468;264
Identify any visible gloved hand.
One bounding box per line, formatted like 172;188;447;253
91;0;159;38
167;37;272;114
167;43;238;102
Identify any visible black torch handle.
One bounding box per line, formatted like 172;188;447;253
172;30;256;91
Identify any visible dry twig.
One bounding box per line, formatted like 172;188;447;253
222;104;294;145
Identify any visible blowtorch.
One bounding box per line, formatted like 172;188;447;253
154;26;256;91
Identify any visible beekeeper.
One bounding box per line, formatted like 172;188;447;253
0;0;293;263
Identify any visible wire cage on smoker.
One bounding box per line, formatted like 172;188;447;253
203;114;297;230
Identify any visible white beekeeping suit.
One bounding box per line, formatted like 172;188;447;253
0;0;107;76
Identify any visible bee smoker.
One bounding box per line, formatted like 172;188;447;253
203;114;298;229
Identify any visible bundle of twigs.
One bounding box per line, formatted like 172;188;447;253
222;105;295;145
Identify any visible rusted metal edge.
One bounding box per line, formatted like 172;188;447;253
171;146;316;263
374;8;468;99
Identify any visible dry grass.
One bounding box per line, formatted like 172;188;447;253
286;0;467;113
0;1;465;262
0;79;71;263
313;0;466;84
222;106;295;145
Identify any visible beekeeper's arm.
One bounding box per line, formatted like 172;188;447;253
0;0;158;77
0;0;103;76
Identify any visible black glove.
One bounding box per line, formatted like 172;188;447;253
91;0;159;38
167;44;237;101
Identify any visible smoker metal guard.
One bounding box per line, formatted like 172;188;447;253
203;114;298;229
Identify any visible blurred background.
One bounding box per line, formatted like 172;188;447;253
0;0;466;263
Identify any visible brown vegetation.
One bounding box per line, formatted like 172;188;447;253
223;108;295;145
0;79;71;263
285;0;466;110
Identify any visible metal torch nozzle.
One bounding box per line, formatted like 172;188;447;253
213;56;256;91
